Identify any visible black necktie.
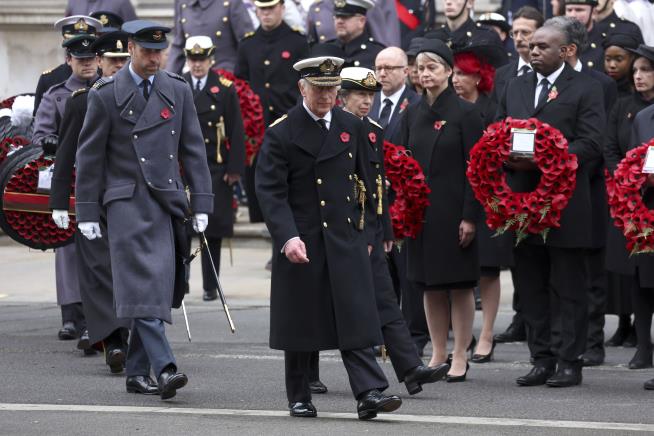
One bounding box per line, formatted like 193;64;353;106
518;65;531;76
142;80;150;101
379;98;393;129
536;78;549;108
316;118;328;131
195;80;202;92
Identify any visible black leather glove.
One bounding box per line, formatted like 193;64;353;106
41;136;58;155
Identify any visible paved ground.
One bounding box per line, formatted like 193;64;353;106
1;235;653;435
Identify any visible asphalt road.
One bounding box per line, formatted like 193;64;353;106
1;301;653;436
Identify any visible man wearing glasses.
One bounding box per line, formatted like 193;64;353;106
370;46;420;143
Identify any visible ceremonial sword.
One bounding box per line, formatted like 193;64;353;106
200;232;236;333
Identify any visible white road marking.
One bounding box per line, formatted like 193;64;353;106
0;403;652;432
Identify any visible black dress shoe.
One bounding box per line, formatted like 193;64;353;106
405;363;449;394
446;362;469;383
623;326;637;348
516;365;555;386
644;378;654;390
546;366;582;387
628;348;653;369
77;330;97;355
605;324;629;347
582;350;604;367
203;289;218;301
106;347;126;373
58;322;77;340
471;339;497;363
357;389;402;420
126;376;159;395
309;380;328;394
289;401;317;418
158;367;188;400
494;322;526;343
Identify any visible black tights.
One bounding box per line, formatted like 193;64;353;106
632;278;654;351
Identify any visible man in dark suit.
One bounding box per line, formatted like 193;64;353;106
183;36;246;302
255;47;402;419
75;20;214;400
496;22;605;387
491;6;543;344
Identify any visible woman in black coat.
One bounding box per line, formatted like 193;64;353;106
605;45;654;370
398;39;483;381
603;30;642;99
451;42;512;363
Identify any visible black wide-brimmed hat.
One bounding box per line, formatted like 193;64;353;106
450;30;508;68
627;44;654;64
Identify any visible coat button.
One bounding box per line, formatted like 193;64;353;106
140;157;145;162
224;0;229;5
185;33;190;38
610;22;616;28
133;134;138;139
320;200;326;206
216;31;222;37
316;178;322;185
591;42;596;49
181;18;187;23
205;138;209;143
265;83;271;88
169;154;174;160
372;193;377;199
129;110;133;115
323;222;328;228
181;3;187;7
360;44;367;49
348;174;353;180
208;121;213;127
354;61;360;66
315;6;320;12
264;60;270;66
211;105;216;110
316;21;321;26
320;35;325;41
346;196;351;202
223;16;228;22
171;130;175;135
147;181;153;186
168;179;173;184
375;164;380;169
347;218;351;223
269;105;274;111
348;152;352;158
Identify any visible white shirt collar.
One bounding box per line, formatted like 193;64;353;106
379;84;406;118
573;59;583;72
303;100;332;129
193;75;208;90
536;62;565;86
517;57;532;74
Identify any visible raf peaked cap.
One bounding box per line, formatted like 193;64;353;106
90;11;125;33
55;15;103;39
340;67;382;91
62;34;97;58
333;0;375;17
417;38;454;68
91;31;130;57
184;35;215;58
122;20;171;50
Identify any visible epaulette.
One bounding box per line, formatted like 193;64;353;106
42;68;53;75
219;76;233;87
242;31;255;40
164;70;186;82
72;87;89;98
92;77;113;89
269;114;288;128
368;118;382;130
291;26;305;35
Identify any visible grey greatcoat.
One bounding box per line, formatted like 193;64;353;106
75;65;213;323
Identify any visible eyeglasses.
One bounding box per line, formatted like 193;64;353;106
374;65;406;72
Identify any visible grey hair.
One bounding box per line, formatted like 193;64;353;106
543;16;589;52
416;52;452;71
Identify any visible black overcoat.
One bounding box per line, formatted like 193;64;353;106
255;104;383;351
496;64;605;248
184;71;245;238
398;87;482;286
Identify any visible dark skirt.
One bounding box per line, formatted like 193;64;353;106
414;280;477;291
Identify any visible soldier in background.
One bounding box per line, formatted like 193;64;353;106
323;0;385;68
32;32;99;352
65;0;137;21
166;0;254;73
49;31;132;373
183;36;246;302
33;15;102;115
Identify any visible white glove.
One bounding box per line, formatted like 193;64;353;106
78;222;102;240
192;213;209;233
51;209;70;229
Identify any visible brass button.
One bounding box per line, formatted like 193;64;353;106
346;196;351;202
323;222;328;228
316;21;321;27
587;61;594;68
347;218;351;223
133;134;138;139
316;178;322;185
591;42;596;49
208;121;213;127
348;152;353;158
348;174;353;180
360;44;367;49
320;200;326;206
169;154;174;160
171;130;175;135
224;0;229;5
354;61;360;66
216;31;222;37
128;110;133;115
223;16;228;22
168;179;173;184
320;35;325;41
610;22;616;28
315;6;320;12
140;157;146;162
466;31;472;37
211;105;216;110
147;181;153;186
372;193;377;199
264;59;271;66
265;82;270;88
185;33;190;38
181;3;187;8
181;18;187;23
268;105;274;111
205;138;209;143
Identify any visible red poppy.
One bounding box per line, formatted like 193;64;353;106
433;120;446;131
368;132;377;143
340;132;350;143
210;86;220;94
160;108;171;119
281;50;291;59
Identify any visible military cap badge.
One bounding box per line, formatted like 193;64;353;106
362;72;377;88
74;19;89;31
319;59;336;74
152;31;163;41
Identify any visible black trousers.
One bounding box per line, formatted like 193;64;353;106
285;349;388;403
585;247;607;356
389;246;429;350
513;244;589;366
509;267;525;327
201;237;222;291
632;273;654;351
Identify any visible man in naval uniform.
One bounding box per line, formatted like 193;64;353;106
75;20;213;399
32;32;99;350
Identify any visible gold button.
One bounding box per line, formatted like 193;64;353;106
347;218;351;223
315;6;320;12
372;193;377;199
133;134;138;139
128;109;133;115
169;154;174;160
591;42;596;49
316;21;321;26
205;138;209;143
208;121;213;127
348;152;352;158
185;33;190;38
375;164;380;169
168;179;173;184
181;18;187;23
223;16;228;22
346;196;351;202
211;105;216;110
265;82;271;88
316;178;322;185
323;222;328;228
171;130;175;135
348;174;353;180
140;157;146;162
466;31;472;37
264;59;270;65
354;61;360;66
360;44;367;49
224;0;229;5
610;22;616;28
216;31;222;37
320;35;325;41
269;106;274;111
320;200;326;206
182;3;187;8
588;61;594;68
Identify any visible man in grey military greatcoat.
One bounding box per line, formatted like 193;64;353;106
75;20;214;400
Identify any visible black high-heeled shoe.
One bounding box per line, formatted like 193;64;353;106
446;362;470;383
628;347;653;369
471;339;497;363
446;336;477;365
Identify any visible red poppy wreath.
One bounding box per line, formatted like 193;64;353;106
383;141;431;239
466;117;578;244
606;141;654;255
214;69;265;165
